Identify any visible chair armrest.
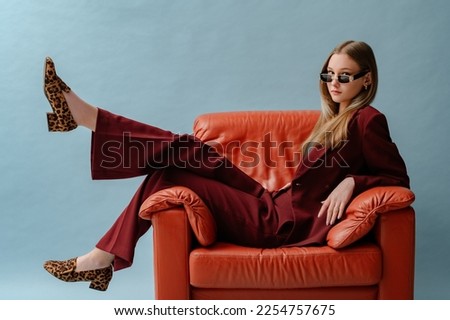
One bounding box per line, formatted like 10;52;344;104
327;186;416;299
139;187;217;299
139;186;217;246
327;186;415;249
149;207;192;299
374;206;415;299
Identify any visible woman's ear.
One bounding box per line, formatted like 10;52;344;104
364;72;372;86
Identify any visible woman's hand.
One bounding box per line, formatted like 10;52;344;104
317;177;355;225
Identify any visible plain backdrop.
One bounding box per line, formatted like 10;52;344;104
1;0;449;299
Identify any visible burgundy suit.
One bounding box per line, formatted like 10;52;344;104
92;106;409;271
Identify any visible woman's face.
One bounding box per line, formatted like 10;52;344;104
325;53;369;111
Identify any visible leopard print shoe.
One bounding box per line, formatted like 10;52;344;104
43;57;78;132
43;258;113;291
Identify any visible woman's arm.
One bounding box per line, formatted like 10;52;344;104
349;112;410;195
318;111;410;225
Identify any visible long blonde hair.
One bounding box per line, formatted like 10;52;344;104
302;40;378;154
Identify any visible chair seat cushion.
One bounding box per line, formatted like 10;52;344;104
190;242;381;289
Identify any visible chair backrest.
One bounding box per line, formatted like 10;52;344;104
193;110;320;191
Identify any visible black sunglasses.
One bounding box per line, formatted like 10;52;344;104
320;70;369;84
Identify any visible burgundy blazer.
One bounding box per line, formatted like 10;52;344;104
286;106;410;246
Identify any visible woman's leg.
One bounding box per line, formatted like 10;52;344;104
90;108;265;196
94;168;286;272
94;174;157;271
63;90;98;131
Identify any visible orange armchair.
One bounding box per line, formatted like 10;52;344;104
139;110;415;300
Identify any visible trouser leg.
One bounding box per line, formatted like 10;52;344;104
96;167;287;271
95;174;155;271
90;108;264;197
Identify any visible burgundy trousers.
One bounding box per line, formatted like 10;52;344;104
91;109;294;271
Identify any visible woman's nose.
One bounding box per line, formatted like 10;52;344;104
330;77;340;86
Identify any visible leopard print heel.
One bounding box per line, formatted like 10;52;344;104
43;57;78;132
43;258;113;291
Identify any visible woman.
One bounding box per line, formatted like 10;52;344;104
43;40;409;291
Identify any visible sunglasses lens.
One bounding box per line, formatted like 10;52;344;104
338;76;350;83
320;74;332;82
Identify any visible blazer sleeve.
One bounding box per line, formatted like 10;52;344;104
348;111;410;196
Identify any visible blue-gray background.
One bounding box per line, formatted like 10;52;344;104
1;0;448;299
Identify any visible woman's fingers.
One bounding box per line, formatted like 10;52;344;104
319;177;355;226
327;203;340;225
318;199;341;225
317;199;327;218
319;197;346;226
327;202;345;225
